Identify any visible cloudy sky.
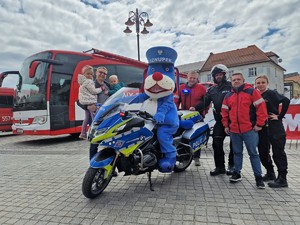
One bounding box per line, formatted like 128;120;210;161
1;0;299;77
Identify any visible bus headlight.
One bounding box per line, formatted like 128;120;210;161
32;116;47;125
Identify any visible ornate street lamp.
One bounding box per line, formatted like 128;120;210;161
123;8;153;61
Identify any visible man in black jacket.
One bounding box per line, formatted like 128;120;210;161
196;64;234;176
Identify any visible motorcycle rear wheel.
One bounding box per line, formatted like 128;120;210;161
174;144;193;172
82;167;113;199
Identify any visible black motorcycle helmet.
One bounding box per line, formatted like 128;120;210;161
211;64;229;84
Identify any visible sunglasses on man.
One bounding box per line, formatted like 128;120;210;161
98;71;107;75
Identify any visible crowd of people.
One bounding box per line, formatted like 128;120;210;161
78;63;290;189
176;64;290;189
77;66;124;141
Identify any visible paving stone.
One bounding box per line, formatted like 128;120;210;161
0;134;299;225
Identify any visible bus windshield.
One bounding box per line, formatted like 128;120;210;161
14;52;52;111
0;90;13;108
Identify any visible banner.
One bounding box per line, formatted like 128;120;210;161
282;105;300;140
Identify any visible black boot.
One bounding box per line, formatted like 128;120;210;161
210;167;226;176
262;172;276;181
255;176;265;189
268;173;288;188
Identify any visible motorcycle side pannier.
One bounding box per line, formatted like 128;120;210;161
182;122;209;152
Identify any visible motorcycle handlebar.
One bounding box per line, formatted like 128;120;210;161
121;110;155;123
138;110;153;120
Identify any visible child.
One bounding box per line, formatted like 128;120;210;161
255;75;290;188
78;65;103;139
108;75;125;96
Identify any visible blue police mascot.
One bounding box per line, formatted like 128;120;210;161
132;46;179;172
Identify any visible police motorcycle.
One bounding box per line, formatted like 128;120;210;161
82;87;210;199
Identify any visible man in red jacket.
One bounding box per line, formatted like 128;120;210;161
177;71;206;111
221;72;268;189
176;71;206;166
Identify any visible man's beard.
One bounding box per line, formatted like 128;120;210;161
215;78;224;84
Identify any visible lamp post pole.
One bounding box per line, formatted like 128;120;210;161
124;8;153;61
135;9;141;61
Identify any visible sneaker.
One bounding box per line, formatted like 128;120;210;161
262;172;276;181
255;176;265;189
230;172;242;183
268;178;288;188
79;134;87;140
194;157;201;166
210;167;226;176
226;165;235;176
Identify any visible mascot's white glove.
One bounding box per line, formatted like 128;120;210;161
153;112;165;124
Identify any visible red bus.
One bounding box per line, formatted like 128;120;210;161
12;48;185;136
0;87;14;132
0;71;21;132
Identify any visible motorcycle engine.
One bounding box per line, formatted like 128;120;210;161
142;152;157;168
132;148;158;174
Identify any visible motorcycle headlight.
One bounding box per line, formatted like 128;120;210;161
32;116;47;125
94;128;108;137
115;124;126;132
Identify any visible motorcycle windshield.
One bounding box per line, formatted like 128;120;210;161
102;87;141;106
94;87;141;121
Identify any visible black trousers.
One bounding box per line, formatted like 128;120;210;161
258;126;274;173
212;121;234;168
258;120;288;175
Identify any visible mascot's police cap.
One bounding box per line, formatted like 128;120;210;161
146;46;177;65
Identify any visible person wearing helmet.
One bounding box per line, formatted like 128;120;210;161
195;64;234;176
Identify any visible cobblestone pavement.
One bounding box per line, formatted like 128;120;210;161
0;132;300;225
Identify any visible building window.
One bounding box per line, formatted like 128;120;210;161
228;70;234;77
248;67;257;77
207;74;211;82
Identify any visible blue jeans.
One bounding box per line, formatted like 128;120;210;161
230;130;262;177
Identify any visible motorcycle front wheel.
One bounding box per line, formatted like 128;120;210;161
82;167;113;199
173;144;193;172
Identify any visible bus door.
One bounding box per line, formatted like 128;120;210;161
49;53;91;132
49;73;72;131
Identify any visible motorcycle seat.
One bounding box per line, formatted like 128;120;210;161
179;120;194;130
178;110;201;123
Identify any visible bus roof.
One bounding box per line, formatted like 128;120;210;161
34;49;189;78
38;48;148;68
